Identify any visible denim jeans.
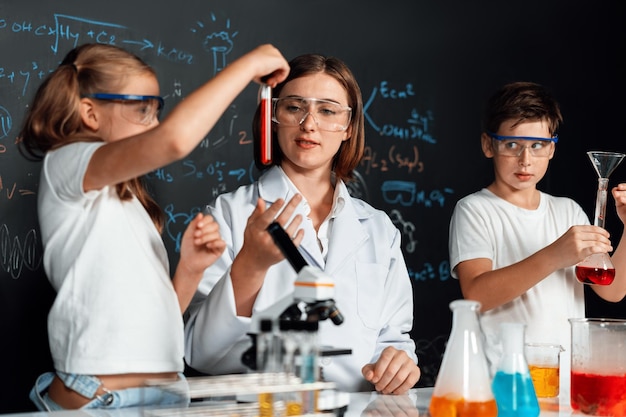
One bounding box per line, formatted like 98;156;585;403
30;371;190;411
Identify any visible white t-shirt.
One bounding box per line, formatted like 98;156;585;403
39;142;184;374
449;188;589;386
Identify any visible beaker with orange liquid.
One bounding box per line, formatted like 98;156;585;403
525;343;563;398
429;300;497;417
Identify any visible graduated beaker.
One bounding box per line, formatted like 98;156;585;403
429;300;497;417
575;151;625;285
525;342;563;398
569;318;626;416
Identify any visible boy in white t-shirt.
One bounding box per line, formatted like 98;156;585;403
448;81;626;389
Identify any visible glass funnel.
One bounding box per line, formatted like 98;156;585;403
575;151;625;285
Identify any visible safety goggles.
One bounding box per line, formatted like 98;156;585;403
272;97;352;132
83;93;164;125
488;132;558;157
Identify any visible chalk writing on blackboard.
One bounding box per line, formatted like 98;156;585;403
191;14;239;75
360;145;424;174
0;224;41;279
0;13;197;70
363;81;435;143
389;209;417;253
163;204;203;253
0;175;37;200
0;106;11;141
382;181;454;208
415;334;448;386
409;260;451;283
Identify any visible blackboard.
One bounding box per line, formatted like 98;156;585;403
1;0;625;412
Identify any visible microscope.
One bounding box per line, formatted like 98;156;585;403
241;221;346;370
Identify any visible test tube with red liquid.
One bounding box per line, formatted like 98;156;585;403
258;84;272;166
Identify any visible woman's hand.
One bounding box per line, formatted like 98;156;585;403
361;346;421;395
230;194;304;316
236;195;304;272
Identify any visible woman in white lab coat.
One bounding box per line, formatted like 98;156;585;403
184;54;420;394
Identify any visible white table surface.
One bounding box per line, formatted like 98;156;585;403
2;385;590;417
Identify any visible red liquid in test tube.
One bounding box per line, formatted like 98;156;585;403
259;84;272;165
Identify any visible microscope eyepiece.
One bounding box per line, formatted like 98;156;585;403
328;305;344;325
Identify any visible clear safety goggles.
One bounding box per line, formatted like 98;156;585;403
83;93;164;125
272;97;352;132
489;132;558;157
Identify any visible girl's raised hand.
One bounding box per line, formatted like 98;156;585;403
245;44;290;87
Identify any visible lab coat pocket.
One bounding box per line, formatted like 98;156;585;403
355;263;387;330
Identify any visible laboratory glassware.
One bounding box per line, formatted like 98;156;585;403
429;299;497;417
575;151;625;285
525;342;563;398
492;323;540;417
569;318;626;416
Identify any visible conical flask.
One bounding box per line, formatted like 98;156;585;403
492;323;540;417
429;300;497;417
575;151;625;285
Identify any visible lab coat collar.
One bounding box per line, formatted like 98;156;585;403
324;182;369;275
257;166;294;204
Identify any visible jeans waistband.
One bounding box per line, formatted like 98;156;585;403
56;371;102;399
30;372;190;411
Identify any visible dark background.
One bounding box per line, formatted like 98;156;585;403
1;0;624;413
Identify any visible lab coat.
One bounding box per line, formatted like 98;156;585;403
184;166;417;392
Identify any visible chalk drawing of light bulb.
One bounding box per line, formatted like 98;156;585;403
203;31;235;75
191;14;238;76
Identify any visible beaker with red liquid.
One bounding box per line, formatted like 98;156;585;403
569;318;626;416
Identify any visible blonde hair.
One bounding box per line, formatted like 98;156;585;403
19;43;164;231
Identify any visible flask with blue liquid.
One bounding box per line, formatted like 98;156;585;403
492;322;540;417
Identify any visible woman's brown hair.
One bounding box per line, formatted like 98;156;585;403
252;53;365;182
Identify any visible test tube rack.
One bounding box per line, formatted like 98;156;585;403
143;372;340;417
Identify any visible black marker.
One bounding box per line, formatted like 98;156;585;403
266;221;307;272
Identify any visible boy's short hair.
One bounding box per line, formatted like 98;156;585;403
482;81;563;136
